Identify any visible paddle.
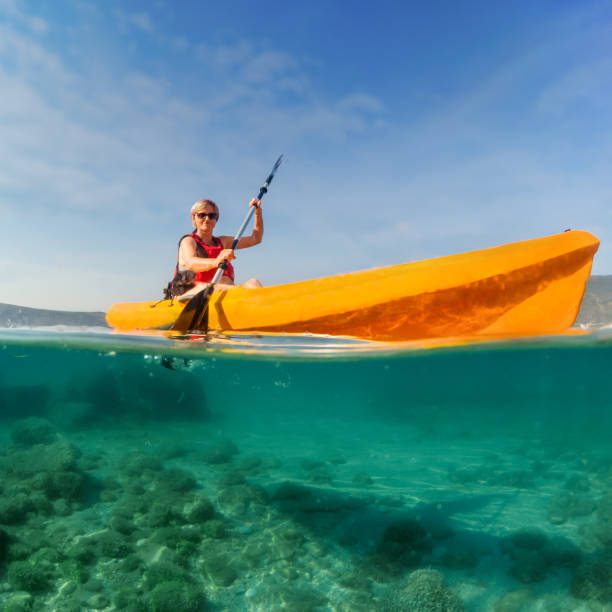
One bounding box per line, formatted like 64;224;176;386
171;155;283;333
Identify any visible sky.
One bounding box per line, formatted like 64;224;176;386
1;0;612;311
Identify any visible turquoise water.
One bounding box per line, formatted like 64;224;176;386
1;328;612;611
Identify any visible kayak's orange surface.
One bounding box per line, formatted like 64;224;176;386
106;230;599;341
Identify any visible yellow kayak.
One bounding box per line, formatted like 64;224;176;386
106;230;599;341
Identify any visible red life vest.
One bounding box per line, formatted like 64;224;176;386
187;232;235;283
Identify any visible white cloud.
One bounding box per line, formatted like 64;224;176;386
129;11;154;33
338;93;385;113
537;57;612;116
0;0;47;32
213;41;252;68
241;50;298;83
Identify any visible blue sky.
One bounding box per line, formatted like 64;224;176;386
1;0;611;311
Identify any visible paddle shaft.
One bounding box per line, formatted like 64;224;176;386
208;154;283;286
174;155;283;332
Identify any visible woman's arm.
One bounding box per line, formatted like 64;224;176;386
179;237;235;272
220;199;264;249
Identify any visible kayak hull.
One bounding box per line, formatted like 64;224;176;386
106;230;599;341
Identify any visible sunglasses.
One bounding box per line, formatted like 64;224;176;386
196;212;218;220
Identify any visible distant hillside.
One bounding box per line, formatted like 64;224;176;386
574;275;612;328
1;276;611;329
0;303;107;328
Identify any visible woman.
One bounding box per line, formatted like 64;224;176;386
165;197;263;299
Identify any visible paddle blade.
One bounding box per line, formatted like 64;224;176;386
170;289;211;332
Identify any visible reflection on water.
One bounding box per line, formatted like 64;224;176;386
1;329;612;610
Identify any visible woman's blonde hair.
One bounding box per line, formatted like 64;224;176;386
190;199;219;216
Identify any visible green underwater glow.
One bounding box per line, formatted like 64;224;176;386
1;330;612;610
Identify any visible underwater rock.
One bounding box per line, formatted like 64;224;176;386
338;568;373;590
493;589;532;612
508;549;548;584
68;528;133;563
110;515;136;535
147;580;207;612
570;551;612;602
184;494;215;523
5;439;81;476
202;519;227;539
381;568;464;611
31;470;85;501
143;560;195;590
118;451;164;476
0;493;35;525
374;519;432;573
379;519;431;554
266;526;306;562
151;526;201;550
541;536;582;569
114;491;156;517
59;558;89;584
144;503;181;529
98;529;133;559
86;593;110;608
0;527;8;564
271;481;366;516
10;417;57;446
502;529;550;584
272;481;313;503
201;439;239;465
3;592;34;612
217;484;269;516
83;576;104;592
246;581;327;611
236;456;264;473
112;587;146;610
158;441;189;460
203;554;238;586
154;468;197;493
137;540;177;567
7;559;50;592
595;492;612;544
217;471;247;487
506;528;548;552
547;492;595;524
99;477;121;502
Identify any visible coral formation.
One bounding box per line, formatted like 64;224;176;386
382;568;464;611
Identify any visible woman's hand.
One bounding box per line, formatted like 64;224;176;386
250;198;262;209
216;249;236;266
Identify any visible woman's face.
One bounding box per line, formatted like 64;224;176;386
193;204;219;230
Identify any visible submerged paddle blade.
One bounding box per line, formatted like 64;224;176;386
170;290;211;332
191;298;210;334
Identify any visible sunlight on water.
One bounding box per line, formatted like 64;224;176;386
1;328;612;611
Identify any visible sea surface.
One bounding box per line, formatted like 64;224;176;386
1;327;612;611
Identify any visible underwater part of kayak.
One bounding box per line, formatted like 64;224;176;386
106;230;599;342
